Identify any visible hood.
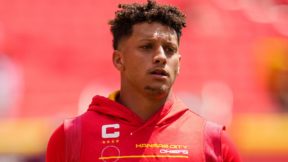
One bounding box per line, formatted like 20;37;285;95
88;92;190;127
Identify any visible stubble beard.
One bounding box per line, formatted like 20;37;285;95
144;84;171;98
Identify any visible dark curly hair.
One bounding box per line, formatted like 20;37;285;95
109;0;186;50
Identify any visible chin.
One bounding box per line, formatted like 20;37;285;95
144;85;170;96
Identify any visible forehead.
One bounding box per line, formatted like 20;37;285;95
130;22;178;43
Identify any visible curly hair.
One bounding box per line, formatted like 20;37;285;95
109;0;186;50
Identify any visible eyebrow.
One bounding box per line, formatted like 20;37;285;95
138;37;178;46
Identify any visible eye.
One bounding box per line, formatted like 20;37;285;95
164;46;177;55
140;44;153;50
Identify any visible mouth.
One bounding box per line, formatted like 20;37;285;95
149;69;169;77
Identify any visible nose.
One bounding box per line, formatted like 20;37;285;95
153;46;167;65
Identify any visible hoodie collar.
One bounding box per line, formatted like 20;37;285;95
88;91;189;126
108;91;119;101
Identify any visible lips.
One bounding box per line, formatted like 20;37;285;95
149;68;169;77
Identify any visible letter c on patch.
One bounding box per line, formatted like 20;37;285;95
102;124;120;138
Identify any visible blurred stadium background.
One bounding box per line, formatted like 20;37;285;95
0;0;288;161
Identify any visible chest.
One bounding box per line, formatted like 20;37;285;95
80;122;205;162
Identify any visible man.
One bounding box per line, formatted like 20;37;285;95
46;0;241;161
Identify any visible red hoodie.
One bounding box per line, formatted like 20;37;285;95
46;93;241;162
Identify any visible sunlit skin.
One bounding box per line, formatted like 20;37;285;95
112;22;181;121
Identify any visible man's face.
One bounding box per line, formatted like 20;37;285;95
113;22;181;98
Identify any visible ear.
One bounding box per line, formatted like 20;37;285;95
112;50;124;71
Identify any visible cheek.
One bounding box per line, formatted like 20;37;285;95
123;58;144;75
125;54;148;69
171;59;180;73
167;64;179;80
175;65;180;75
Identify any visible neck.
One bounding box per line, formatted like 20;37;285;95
117;88;171;121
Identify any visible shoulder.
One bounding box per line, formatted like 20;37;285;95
203;121;224;161
46;116;83;162
46;124;65;162
220;130;242;162
203;121;241;162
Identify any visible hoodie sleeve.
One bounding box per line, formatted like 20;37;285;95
46;124;65;162
221;131;242;162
